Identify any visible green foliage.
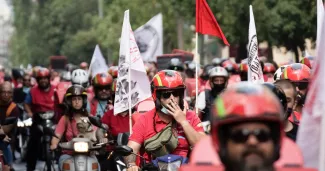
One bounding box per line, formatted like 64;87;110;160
9;0;316;66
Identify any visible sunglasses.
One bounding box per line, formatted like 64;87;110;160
97;86;110;91
294;82;309;90
161;91;181;99
228;129;272;144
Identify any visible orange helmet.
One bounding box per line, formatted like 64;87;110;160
151;70;185;101
36;68;50;78
263;63;276;74
300;56;314;69
108;66;118;79
280;63;310;82
211;83;284;160
92;73;113;87
221;59;238;74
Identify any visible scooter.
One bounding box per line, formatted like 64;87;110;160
114;133;188;171
46;116;109;171
37;111;56;171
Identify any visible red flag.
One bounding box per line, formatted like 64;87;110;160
196;0;229;46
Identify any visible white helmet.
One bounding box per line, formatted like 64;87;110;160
209;66;229;78
274;65;288;81
61;71;71;81
71;69;89;88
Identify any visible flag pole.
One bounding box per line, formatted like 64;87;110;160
128;59;133;134
195;32;199;115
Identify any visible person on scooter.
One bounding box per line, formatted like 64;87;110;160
24;67;57;171
125;70;205;171
0;81;20;171
197;66;229;122
88;73;114;117
50;85;106;171
210;82;284;171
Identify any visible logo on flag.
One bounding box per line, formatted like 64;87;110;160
134;13;163;62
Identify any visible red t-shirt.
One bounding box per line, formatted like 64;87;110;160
101;109;130;137
129;109;204;157
289;111;301;125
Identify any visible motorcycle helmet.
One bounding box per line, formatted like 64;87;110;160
211;82;284;163
108;66;118;79
65;85;88;109
71;69;89;88
263;83;288;114
209;66;229;88
151;70;185;110
274;65;288;81
280;63;311;83
212;58;222;66
61;71;71;81
36;68;50;79
168;58;184;72
300;56;314;69
92;72;113;87
263;63;276;74
221;59;238;74
239;61;249;81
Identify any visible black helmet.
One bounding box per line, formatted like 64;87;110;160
263;83;287;113
64;85;88;109
168;58;184;72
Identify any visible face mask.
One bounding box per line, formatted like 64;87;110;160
286;108;293;120
161;105;170;115
211;83;226;96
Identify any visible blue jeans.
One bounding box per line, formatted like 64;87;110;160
59;154;100;171
0;141;12;165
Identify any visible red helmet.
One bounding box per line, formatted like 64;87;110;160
92;73;113;87
239;61;248;73
211;83;284;158
108;66;118;79
36;68;50;78
300;56;314;69
263;63;276;73
221;59;238;73
151;70;185;101
80;62;88;69
111;79;117;92
280;63;311;82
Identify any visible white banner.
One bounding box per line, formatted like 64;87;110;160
134;13;163;62
114;10;152;115
297;7;325;170
89;45;109;78
248;5;264;83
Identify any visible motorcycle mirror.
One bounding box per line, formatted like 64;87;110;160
3;117;18;125
88;116;104;129
117;132;130;146
114;145;133;156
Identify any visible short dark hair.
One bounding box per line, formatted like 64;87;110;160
274;79;297;100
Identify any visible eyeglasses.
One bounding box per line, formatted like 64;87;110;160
228;129;272;143
161;91;181;99
97;86;110;91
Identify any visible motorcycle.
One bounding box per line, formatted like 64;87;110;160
37;111;56;171
113;133;188;171
0;117;18;170
46;116;109;171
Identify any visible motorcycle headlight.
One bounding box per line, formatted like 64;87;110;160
157;160;182;171
73;142;89;152
39;112;54;120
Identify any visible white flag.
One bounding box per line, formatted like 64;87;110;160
134;13;163;62
114;10;151;115
248;5;264;83
89;45;109;78
297;10;325;170
317;0;324;49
